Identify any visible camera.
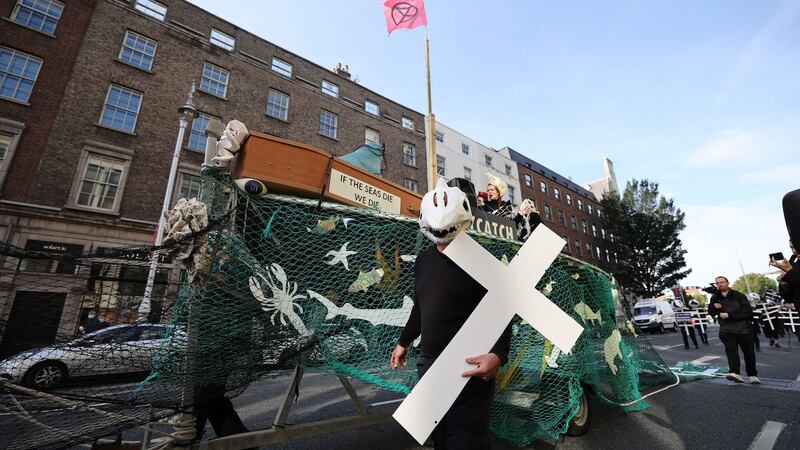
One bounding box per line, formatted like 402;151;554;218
702;282;718;295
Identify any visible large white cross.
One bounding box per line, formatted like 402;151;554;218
393;225;585;444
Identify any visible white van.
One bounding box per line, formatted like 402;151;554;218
632;300;677;333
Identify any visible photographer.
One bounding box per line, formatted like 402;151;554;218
707;276;759;384
771;240;800;305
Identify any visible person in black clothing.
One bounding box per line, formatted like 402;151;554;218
672;300;698;349
772;240;800;306
83;310;104;333
390;182;511;449
514;199;541;242
478;173;514;219
708;276;760;384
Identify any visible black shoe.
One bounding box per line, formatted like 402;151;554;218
775;342;782;348
684;346;690;350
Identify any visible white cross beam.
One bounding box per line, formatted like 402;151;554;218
393;226;585;444
779;309;799;332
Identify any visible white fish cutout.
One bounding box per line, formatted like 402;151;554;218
348;268;384;293
307;291;413;327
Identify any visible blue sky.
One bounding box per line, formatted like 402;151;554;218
190;0;800;288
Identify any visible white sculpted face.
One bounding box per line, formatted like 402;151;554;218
418;178;472;243
212;120;249;166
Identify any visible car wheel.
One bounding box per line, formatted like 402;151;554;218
566;390;592;436
24;361;67;389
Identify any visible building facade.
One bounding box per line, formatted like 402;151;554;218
509;148;617;273
0;0;428;351
432;121;521;206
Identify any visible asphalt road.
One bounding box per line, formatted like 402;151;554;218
78;325;800;449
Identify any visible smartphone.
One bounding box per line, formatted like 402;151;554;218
769;252;785;261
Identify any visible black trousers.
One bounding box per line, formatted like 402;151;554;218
680;325;698;348
193;383;248;440
418;357;494;450
719;332;757;376
694;325;709;344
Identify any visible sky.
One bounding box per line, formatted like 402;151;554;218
189;0;800;288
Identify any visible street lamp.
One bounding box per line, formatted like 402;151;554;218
139;83;199;323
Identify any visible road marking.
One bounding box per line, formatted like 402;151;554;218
370;398;405;407
748;421;786;450
690;355;719;364
655;344;686;350
796;374;800;381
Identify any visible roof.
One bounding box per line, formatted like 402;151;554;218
505;148;599;202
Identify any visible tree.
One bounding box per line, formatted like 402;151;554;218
732;273;778;295
690;292;708;309
601;179;691;298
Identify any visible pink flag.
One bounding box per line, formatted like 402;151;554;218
383;0;427;35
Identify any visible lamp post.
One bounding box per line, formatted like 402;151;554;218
139;83;199;323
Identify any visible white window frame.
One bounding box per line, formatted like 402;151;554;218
592;224;597;237
365;100;379;115
0;117;25;190
434;130;444;143
266;89;289;121
99;84;143;134
134;0;167;21
575;240;582;256
566;193;573;206
210;28;235;51
365;127;380;146
10;0;64;35
321;80;339;98
463;166;472;181
171;162;202;206
577;199;583;210
0;46;43;104
187;112;216;153
271;57;292;77
319;109;338;139
199;62;229;98
404;179;418;192
436;155;446;177
524;173;532;187
582;219;588;234
461;143;470;155
570;215;577;230
118;30;158;71
588;204;594;215
543;204;552;222
67;141;134;215
401;116;414;130
557;209;565;226
554;187;561;200
540;180;547;193
508;185;515;203
403;142;416;167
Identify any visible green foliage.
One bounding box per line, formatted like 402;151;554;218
690;292;708;308
732;273;778;295
601;179;691;298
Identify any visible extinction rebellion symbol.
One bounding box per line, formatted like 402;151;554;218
391;2;419;25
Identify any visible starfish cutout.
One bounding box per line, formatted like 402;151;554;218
325;242;357;270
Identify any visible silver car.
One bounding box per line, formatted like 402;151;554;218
0;324;169;389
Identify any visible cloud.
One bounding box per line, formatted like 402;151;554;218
687;130;759;167
742;164;800;184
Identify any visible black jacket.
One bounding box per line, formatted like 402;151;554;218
779;255;800;304
708;289;753;334
514;212;541;242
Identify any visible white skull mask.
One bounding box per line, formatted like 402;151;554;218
419;178;473;243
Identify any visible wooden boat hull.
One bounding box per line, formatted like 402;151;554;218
233;132;422;218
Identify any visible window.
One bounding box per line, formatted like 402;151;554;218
266;89;289;121
601;228;607;240
199;62;229;98
463;166;472;181
271;57;292;77
321;80;338;97
610;233;615;243
575;240;582;255
524;174;532;187
403;142;416;166
581;219;588;234
435;129;444;143
577;199;583;210
119;31;157;71
0;120;24;189
508;186;515;203
540;180;547;193
566;193;573;206
562;235;570;252
0;47;42;103
505;164;512;175
554;188;561;201
0;133;9;161
365;128;380;146
365;100;379;115
595;246;601;259
436;155;446;177
209;28;235;51
557;209;566;226
179;174;201;200
485;155;492;166
614;252;619;264
570;215;577;230
319;110;337;139
402;116;414;130
605;249;611;262
587;204;594;215
77;155;125;210
592;224;597;237
134;0;166;21
598;209;603;218
461;143;470;155
100;85;142;133
543;204;553;222
187;113;213;152
586;243;592;258
404;179;418;192
11;0;64;35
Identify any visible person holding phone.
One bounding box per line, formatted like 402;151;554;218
707;276;759;384
772;240;800;305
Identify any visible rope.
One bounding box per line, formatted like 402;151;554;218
593;370;681;407
145;415;197;450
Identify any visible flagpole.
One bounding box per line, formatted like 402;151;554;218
424;29;437;190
